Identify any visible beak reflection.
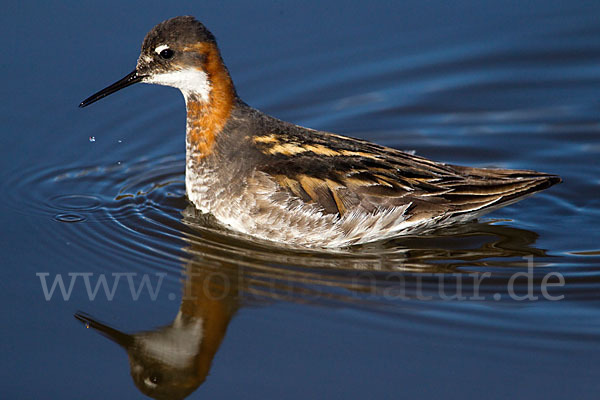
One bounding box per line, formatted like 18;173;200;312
74;312;134;348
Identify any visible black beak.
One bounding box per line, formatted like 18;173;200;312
79;69;144;108
74;311;135;348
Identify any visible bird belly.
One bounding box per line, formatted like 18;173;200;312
185;168;434;247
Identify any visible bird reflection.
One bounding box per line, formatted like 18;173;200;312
75;258;238;399
75;214;550;399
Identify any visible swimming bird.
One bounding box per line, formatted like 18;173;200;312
80;16;561;248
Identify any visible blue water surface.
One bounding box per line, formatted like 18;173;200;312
1;1;599;399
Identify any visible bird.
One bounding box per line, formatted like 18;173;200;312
79;16;561;248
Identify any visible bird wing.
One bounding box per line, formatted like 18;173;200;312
250;127;560;219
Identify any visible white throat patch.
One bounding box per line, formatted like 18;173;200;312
144;68;211;103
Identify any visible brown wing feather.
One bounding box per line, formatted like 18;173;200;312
251;125;561;219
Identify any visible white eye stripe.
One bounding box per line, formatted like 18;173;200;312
155;44;170;54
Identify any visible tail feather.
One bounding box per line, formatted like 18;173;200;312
444;168;561;216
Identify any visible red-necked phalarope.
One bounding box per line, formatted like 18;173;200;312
80;16;561;248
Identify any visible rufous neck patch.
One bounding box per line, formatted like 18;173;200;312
185;43;235;158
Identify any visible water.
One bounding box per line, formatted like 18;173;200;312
2;1;599;398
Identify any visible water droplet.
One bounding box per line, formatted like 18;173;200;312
117;139;122;143
117;161;121;165
89;136;96;142
54;213;85;223
86;322;90;329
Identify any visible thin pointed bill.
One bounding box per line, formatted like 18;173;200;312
74;312;134;348
79;69;144;108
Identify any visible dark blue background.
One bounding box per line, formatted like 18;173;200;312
2;1;599;399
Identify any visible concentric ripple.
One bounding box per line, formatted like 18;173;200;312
4;143;598;353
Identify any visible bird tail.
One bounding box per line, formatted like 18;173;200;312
443;166;562;216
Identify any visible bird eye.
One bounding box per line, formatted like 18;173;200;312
143;372;161;389
159;49;174;59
